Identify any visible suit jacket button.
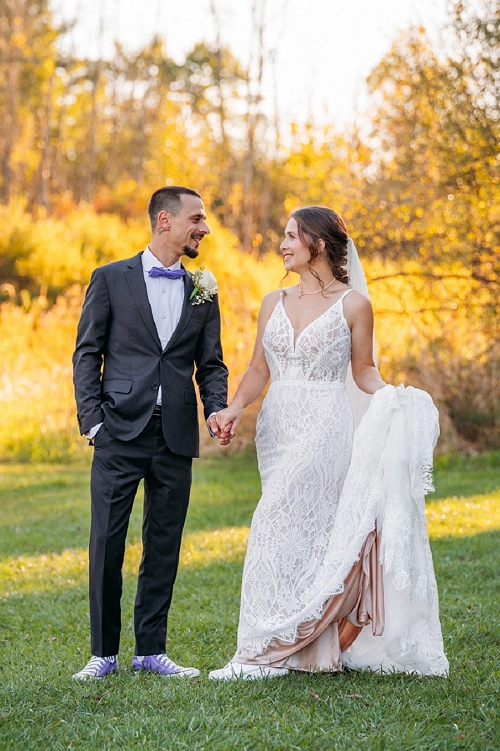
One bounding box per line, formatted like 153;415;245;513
151;383;159;390
161;355;166;362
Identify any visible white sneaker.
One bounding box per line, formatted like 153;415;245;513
209;662;289;681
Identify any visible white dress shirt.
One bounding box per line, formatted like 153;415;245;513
141;247;185;405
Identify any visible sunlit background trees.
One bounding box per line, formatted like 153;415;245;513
0;0;498;459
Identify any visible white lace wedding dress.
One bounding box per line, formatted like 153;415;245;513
239;289;354;643
230;289;449;677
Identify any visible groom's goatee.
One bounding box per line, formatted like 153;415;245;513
183;245;199;259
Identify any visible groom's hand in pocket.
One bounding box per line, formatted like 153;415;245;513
85;422;103;446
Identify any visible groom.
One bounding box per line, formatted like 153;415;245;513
72;186;228;679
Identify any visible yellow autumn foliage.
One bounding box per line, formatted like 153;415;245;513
0;203;497;460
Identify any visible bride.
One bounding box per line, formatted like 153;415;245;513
210;206;448;680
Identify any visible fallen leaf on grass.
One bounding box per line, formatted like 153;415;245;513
346;694;363;699
309;691;330;703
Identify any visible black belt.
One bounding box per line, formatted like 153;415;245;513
152;405;162;417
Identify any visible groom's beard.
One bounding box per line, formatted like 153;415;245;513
183;245;200;259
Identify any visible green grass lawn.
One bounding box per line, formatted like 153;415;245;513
0;451;499;750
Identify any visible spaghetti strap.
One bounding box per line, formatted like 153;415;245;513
339;288;354;302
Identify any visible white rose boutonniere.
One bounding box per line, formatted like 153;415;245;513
190;267;218;305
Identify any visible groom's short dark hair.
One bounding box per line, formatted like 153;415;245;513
148;186;201;228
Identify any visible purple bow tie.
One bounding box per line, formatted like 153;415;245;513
148;267;186;279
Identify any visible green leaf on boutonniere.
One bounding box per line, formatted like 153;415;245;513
189;287;199;300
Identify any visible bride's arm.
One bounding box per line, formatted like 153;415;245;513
216;291;280;441
345;291;387;395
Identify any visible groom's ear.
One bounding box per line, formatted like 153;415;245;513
157;210;171;232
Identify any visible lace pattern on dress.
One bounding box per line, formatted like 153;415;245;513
238;291;354;653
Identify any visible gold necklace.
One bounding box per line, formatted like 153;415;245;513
298;278;336;298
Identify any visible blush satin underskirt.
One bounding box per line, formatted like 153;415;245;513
236;530;384;672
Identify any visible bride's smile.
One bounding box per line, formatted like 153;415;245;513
281;217;314;274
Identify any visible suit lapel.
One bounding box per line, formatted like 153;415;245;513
163;268;195;353
124;253;162;350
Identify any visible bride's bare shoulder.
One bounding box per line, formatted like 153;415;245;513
260;288;282;308
343;288;371;307
342;288;374;323
262;284;298;302
258;288;288;322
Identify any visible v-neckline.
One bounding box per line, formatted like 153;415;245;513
280;292;348;352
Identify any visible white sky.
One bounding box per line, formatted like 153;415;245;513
53;0;448;127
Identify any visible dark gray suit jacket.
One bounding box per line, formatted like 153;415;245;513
73;252;228;457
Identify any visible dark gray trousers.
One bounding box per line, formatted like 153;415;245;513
89;414;192;657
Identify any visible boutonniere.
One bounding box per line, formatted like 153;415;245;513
189;267;218;305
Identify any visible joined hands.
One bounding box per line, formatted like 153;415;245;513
207;405;243;446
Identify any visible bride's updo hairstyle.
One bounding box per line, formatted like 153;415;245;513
291;206;349;286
